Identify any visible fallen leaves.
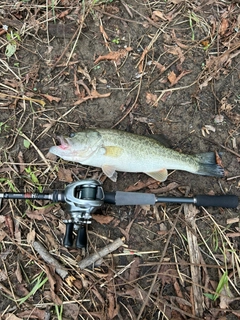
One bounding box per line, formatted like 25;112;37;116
57;167;73;183
167;70;192;86
146;92;158;107
92;214;114;224
41;93;61;103
94;47;132;65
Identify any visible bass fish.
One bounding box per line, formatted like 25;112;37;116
49;128;224;182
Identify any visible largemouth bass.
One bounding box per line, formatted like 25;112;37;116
49;128;224;182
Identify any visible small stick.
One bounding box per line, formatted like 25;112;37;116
33;241;68;280
78;237;125;269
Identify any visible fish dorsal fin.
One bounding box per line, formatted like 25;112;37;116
146;168;168;182
102;164;118;182
104;146;123;157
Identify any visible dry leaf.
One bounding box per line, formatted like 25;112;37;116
77;65;91;82
92;214;114;224
219;18;229;36
214;114;224;123
15;262;23;283
57;9;70;19
57;168;73;183
14;220;21;243
63;303;80;320
0;230;6;241
153;61;166;74
73;91;111;106
44;266;63;305
27;229;36;244
17;151;25;173
151;10;167;21
146;92;158;106
3;314;22;320
128;257;141;282
168;70;177;85
94;47;132;65
168;70;191;86
0;216;5;224
0;269;8;281
41;94;61;103
99;24;109;40
17;309;46;320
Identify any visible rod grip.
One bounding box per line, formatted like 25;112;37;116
195;195;238;208
114;191;156;205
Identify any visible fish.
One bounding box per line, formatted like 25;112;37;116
49;128;225;182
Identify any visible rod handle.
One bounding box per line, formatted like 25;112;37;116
104;191;156;205
195;195;238;208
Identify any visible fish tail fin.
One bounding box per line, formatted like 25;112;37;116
195;152;225;177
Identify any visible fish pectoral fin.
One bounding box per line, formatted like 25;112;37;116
104;146;123;158
146;168;168;182
102;165;118;182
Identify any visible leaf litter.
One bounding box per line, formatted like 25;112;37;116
0;0;240;319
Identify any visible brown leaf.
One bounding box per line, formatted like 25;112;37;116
17;308;47;320
41;94;61;103
118;219;134;242
0;269;8;281
26;206;56;221
57;9;71;19
17;151;25;173
14;220;21;243
128;257;141;282
5;215;14;237
125;178;157;192
63;303;80;320
146;92;158;106
94;47;132;65
26;209;44;220
27;229;36;244
44;266;63;305
15;262;23;283
3;314;22;320
57;167;73;183
219;18;229;36
42;225;58;250
153;61;166;74
151;10;167;21
167;70;177;85
0;230;6;241
168;70;191;86
99;24;109;40
92;214;114;224
73;91;111;106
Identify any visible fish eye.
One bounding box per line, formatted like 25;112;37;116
69;133;75;137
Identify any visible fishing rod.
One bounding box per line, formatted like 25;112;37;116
0;180;238;248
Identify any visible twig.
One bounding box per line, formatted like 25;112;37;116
33;241;68;280
78;237;125;269
184;204;204;317
20;132;51;171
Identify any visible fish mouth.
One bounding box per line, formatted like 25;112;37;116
56;136;70;150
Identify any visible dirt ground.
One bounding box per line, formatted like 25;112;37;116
0;0;240;319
